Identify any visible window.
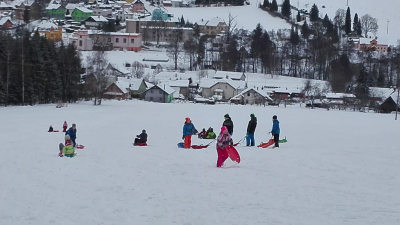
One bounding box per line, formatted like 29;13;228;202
79;40;82;46
150;89;154;93
225;85;227;89
123;38;126;43
131;39;134;44
247;93;250;96
116;38;119;43
159;90;163;94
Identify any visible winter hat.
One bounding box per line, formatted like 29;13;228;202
224;114;230;119
185;117;190;123
250;113;255;118
273;115;277;120
221;126;228;133
72;123;76;128
142;129;146;133
65;135;71;141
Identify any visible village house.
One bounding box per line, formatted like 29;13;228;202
103;80;131;100
0;2;16;12
69;29;142;52
115;8;135;22
142;84;175;103
0;17;13;29
231;87;273;105
15;0;42;21
195;17;228;36
168;80;190;99
46;3;66;20
84;15;109;29
272;89;291;100
107;63;131;77
131;0;145;13
353;38;389;52
379;91;400;113
200;79;245;100
91;4;113;18
71;7;93;22
323;93;356;105
36;21;63;42
213;71;246;81
126;78;150;98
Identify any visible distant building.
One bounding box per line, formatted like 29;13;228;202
379;91;400;113
84;15;109;29
131;0;145;13
71;7;93;22
0;18;13;29
46;4;66;20
36;21;63;42
194;17;227;36
353;38;389;52
69;29;142;51
15;0;42;21
231;87;273;105
142;84;175;103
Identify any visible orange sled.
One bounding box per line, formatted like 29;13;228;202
257;139;274;148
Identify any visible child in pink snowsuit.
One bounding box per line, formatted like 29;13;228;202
62;121;68;132
216;126;233;167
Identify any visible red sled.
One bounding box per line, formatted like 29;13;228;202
257;139;274;148
191;144;209;149
76;145;85;149
133;143;147;146
53;130;59;132
226;146;240;163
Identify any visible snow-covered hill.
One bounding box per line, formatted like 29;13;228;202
1;101;399;225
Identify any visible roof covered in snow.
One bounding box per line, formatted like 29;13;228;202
233;87;273;101
324;93;356;99
36;21;59;31
213;71;245;80
206;17;226;27
86;15;108;22
199;78;246;89
113;80;131;94
75;7;93;14
153;83;176;95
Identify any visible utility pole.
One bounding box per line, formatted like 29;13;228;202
347;0;348;6
387;19;390;34
396;88;399;120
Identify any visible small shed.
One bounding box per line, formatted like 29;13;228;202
379;91;400;113
142;84;175;103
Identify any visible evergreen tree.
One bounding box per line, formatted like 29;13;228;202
355;66;370;100
270;0;278;12
296;11;301;22
251;23;263;59
260;31;272;72
23;9;30;23
323;14;330;27
345;7;351;34
301;20;311;39
180;15;185;27
281;0;291;18
310;4;319;22
262;0;270;8
289;28;300;46
353;13;359;32
330;54;353;92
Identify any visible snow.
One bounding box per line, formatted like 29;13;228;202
1;101;400;224
143;0;292;32
87;15;109;22
296;0;400;45
76;7;93;14
156;83;176;94
114;80;131;94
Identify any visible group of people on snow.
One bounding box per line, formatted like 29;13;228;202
181;113;281;167
56;122;77;157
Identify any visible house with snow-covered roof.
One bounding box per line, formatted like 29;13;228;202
71;7;93;22
231;87;273;105
15;0;41;20
213;71;246;81
103;80;132;100
84;15;109;29
46;3;66;19
200;78;245;100
0;2;16;12
0;17;13;29
379;90;400;113
36;21;63;42
353;38;389;52
142;84;175;103
195;17;227;36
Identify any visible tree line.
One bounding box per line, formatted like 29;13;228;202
0;30;82;106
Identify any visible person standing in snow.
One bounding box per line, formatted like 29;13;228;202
62;121;68;132
270;115;280;148
216;126;233;167
222;114;234;135
246;113;257;146
65;123;77;147
182;117;196;148
134;130;148;145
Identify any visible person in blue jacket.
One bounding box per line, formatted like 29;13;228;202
270;115;280;148
65;123;77;147
183;117;196;148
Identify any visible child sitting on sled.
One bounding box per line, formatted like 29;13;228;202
134;130;148;146
59;135;75;157
198;128;206;139
205;127;216;139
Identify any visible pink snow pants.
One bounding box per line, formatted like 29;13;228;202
217;148;229;167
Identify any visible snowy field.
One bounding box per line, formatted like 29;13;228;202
1;100;399;225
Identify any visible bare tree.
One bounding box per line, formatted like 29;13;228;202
86;51;109;105
334;9;346;34
167;28;183;71
131;61;144;78
360;14;379;38
183;37;198;71
197;69;208;81
302;80;322;108
225;12;237;44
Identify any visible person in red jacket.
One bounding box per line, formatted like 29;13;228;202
62;121;68;132
216;126;233;167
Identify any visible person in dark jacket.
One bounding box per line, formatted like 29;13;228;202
134;130;148;145
65;123;77;147
246;113;257;146
48;125;54;132
222;114;234;135
270;115;280;148
198;128;206;139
